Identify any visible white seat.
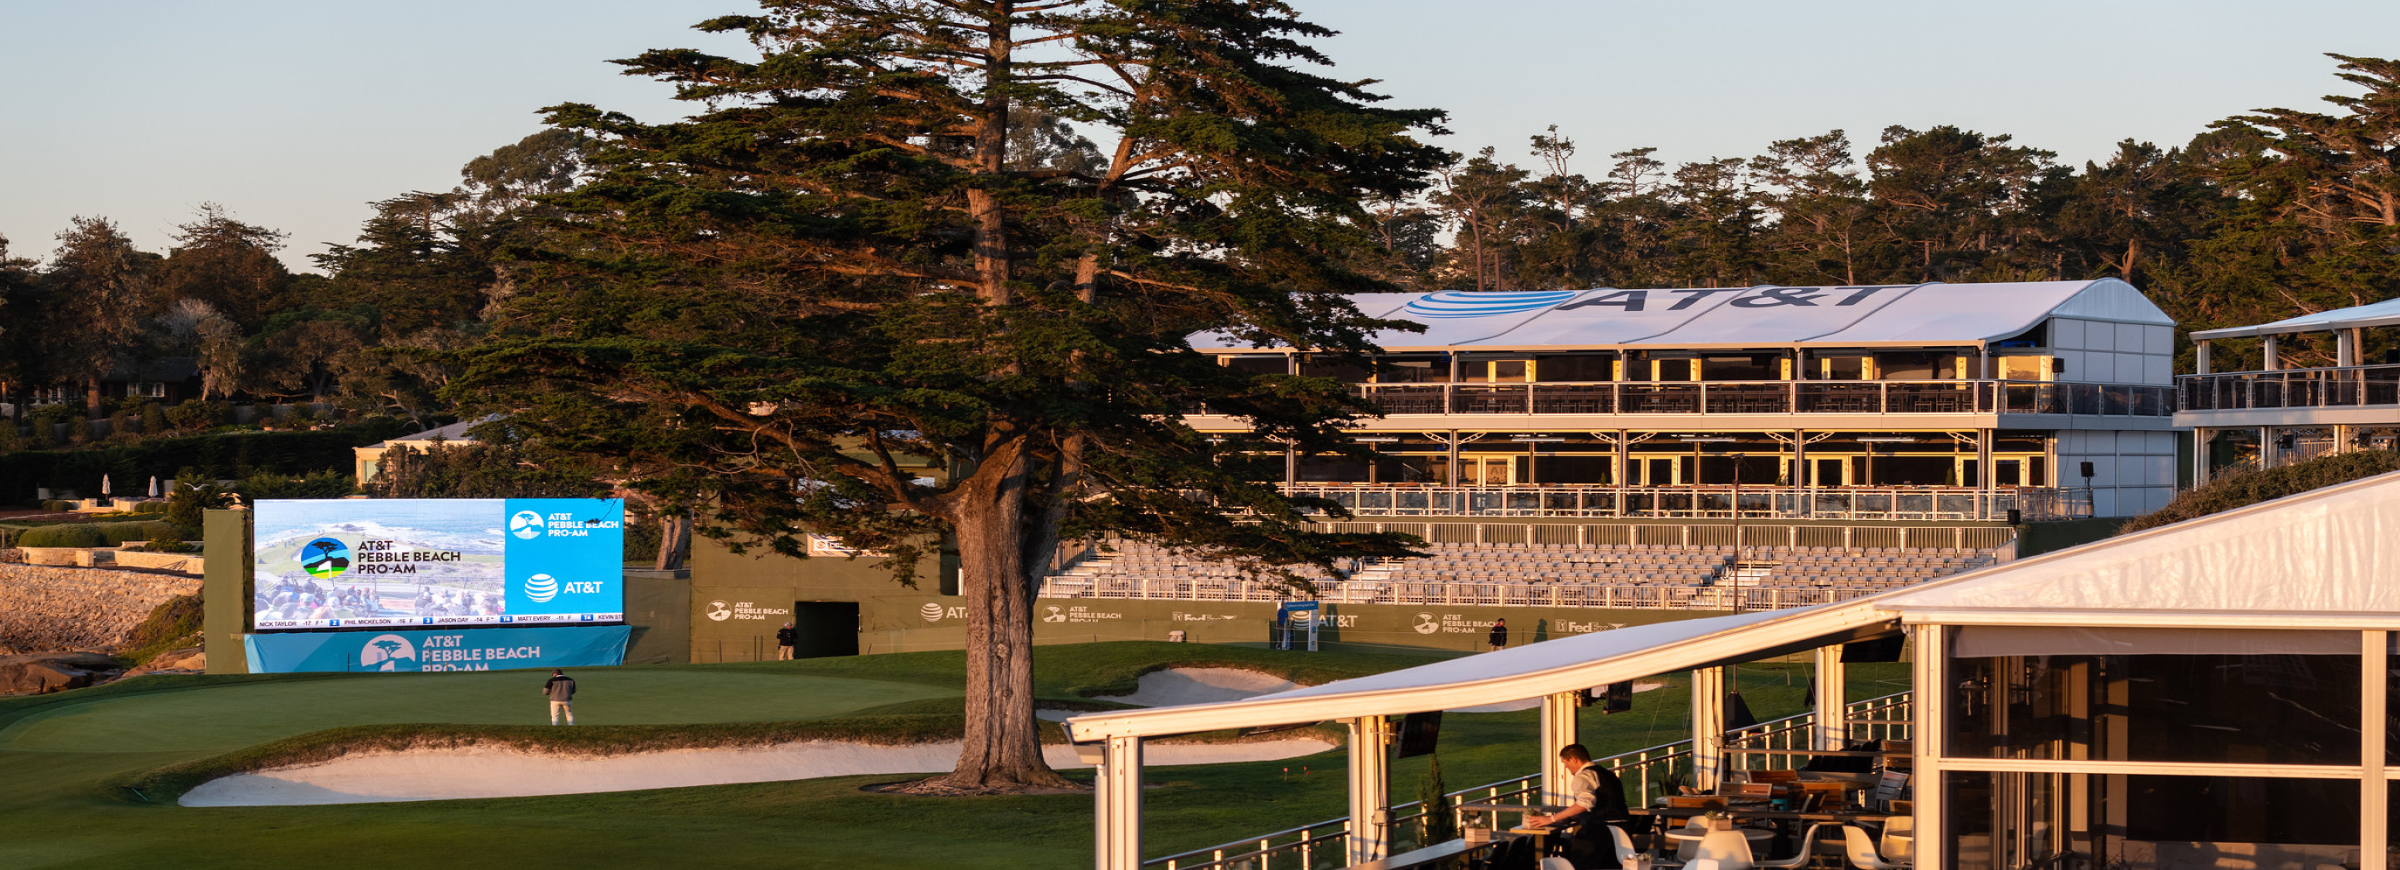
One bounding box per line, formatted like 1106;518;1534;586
1879;817;1914;864
1607;823;1645;868
1695;830;1757;870
1541;859;1577;870
1758;823;1829;870
1842;825;1907;870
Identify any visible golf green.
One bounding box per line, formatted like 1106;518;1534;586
0;669;957;753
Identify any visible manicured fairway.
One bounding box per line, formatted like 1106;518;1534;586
0;670;956;753
0;643;1908;870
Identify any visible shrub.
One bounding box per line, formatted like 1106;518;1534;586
234;469;355;499
89;520;179;546
2122;450;2400;534
165;399;231;431
165;482;238;535
140;402;169;437
132;500;168;514
40;499;72;513
65;415;93;444
18;523;107;548
119;594;204;664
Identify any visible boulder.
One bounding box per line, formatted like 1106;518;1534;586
126;646;206;676
0;651;125;695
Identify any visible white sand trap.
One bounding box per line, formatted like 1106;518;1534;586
180;737;1335;807
1091;667;1300;707
1448;679;1669;714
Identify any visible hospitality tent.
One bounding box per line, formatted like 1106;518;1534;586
1068;469;2400;869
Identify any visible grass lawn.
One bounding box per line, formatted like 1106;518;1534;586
0;641;1908;870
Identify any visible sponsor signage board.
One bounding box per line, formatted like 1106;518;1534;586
241;624;631;674
252;498;625;632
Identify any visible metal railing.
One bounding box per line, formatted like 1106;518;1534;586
1342;379;2172;418
1280;484;2089;522
1147;692;1913;870
2178;364;2400;412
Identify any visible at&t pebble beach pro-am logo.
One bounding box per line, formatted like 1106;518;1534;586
706;600;732;621
360;634;419;671
1414;612;1441;634
523;573;559;603
1402;290;1577;319
509;510;546;540
300;537;351;580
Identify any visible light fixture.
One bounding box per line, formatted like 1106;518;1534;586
1508;436;1566;442
1676;436;1735;443
1353;437;1400;443
1855;436;1919;443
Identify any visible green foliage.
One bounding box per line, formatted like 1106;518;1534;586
131;499;168;514
2122;450;2400;534
1417;754;1459;849
17;523;106;548
232;469;355;500
88;520;179;545
165;481;238;533
365;441;607;499
39;499;71;513
118;594;204;664
164;398;231;431
140;401;169;436
0;424;396;509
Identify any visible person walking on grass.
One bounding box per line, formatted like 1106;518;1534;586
543;669;577;725
776;622;796;660
1487;617;1508;652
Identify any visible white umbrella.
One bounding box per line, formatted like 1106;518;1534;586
148;476;160;498
101;475;112;496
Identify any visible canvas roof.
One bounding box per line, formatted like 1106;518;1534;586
1191;279;2170;353
2189;297;2400;339
1063;468;2400;742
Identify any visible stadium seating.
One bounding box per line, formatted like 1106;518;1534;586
1040;539;2003;608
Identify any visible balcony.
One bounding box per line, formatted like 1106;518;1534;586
1343;380;2173;418
2178;364;2400;413
1281;483;2091;522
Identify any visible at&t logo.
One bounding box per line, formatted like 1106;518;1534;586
523;573;559;603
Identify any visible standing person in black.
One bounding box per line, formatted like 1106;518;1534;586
543;670;577;726
1527;743;1637;868
775;622;797;660
1487;618;1509;652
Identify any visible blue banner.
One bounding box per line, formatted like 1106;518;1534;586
501;498;626;620
242;625;631;674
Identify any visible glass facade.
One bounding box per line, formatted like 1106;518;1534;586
1947;652;2362;765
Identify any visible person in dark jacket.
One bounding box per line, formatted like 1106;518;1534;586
775;622;797;660
1487;618;1509;652
543;670;577;725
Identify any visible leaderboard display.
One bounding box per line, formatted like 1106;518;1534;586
251;498;624;631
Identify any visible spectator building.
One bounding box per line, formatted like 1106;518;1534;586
2181;298;2400;483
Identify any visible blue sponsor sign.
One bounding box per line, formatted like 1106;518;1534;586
502;498;625;620
241;625;631;674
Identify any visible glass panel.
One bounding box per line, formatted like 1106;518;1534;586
1949;772;2360;870
1948;652;2361;764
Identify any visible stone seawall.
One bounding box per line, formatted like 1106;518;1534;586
0;564;200;654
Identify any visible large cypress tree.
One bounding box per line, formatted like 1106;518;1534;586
451;0;1443;792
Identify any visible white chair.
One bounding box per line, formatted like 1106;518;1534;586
1878;817;1914;864
1606;823;1645;868
1676;817;1714;862
1695;829;1757;870
1541;859;1577;870
1758;823;1829;870
1842;825;1907;870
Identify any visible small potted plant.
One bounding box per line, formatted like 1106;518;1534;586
1703;808;1735;832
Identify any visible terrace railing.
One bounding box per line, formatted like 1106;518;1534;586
1145;692;1913;870
1280;484;2090;522
2178;364;2400;413
1337;379;2172;418
1036;577;1884;612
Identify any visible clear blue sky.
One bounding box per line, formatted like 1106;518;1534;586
3;1;2392;272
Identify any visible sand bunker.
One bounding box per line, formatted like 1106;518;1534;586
1092;667;1301;707
180;737;1335;807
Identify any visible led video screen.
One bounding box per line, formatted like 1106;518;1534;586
252;498;624;631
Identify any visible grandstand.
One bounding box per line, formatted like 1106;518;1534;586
1039;538;2002;611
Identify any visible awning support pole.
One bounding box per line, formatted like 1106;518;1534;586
2339;329;2357;367
2195;339;2211;374
1347;716;1392;864
1096;736;1143;870
2265;336;2281;370
1814;645;1847;751
1690;667;1726;790
2363;631;2387;870
1540;691;1580;803
1911;626;1945;870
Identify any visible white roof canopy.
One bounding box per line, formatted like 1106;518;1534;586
1064;468;2400;742
1192;279;2170;353
2189;297;2400;340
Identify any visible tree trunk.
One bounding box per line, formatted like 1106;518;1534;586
653;512;690;571
929;442;1074;792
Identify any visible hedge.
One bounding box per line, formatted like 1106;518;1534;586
2121;450;2400;534
0;422;408;507
17;524;107;548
